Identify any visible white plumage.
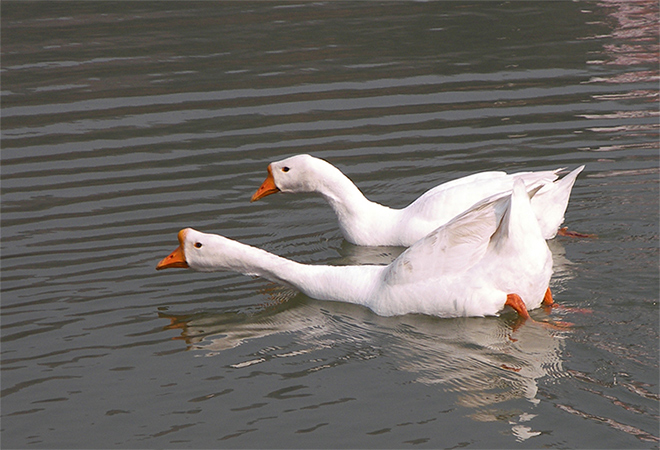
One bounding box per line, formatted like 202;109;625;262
252;154;584;246
158;180;553;319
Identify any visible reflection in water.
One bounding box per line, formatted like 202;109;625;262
335;240;406;266
583;0;659;153
546;238;577;296
591;0;659;68
161;300;567;441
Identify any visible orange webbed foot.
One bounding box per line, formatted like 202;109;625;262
506;292;573;331
541;287;559;314
543;287;554;306
505;293;531;320
557;227;596;238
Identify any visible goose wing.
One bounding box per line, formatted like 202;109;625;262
403;169;560;223
383;190;511;286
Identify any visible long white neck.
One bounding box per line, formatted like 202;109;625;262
195;235;384;306
310;162;402;245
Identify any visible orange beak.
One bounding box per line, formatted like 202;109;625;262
251;165;280;202
156;229;190;270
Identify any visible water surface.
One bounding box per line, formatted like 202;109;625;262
2;2;658;448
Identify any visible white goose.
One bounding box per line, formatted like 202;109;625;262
157;180;553;320
251;154;585;246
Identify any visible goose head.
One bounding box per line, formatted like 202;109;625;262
251;154;328;201
156;228;225;272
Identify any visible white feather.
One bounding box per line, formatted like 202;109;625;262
163;180;552;318
256;154;583;245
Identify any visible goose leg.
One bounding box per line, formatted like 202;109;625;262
507;291;574;330
543;287;554;306
505;293;531;320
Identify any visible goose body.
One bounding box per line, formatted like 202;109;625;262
158;180;553;319
251;154;584;246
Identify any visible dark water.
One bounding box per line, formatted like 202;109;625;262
2;2;658;448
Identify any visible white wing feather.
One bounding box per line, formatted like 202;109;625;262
383;191;511;285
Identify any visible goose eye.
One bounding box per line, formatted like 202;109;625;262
194;242;203;249
282;167;290;172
